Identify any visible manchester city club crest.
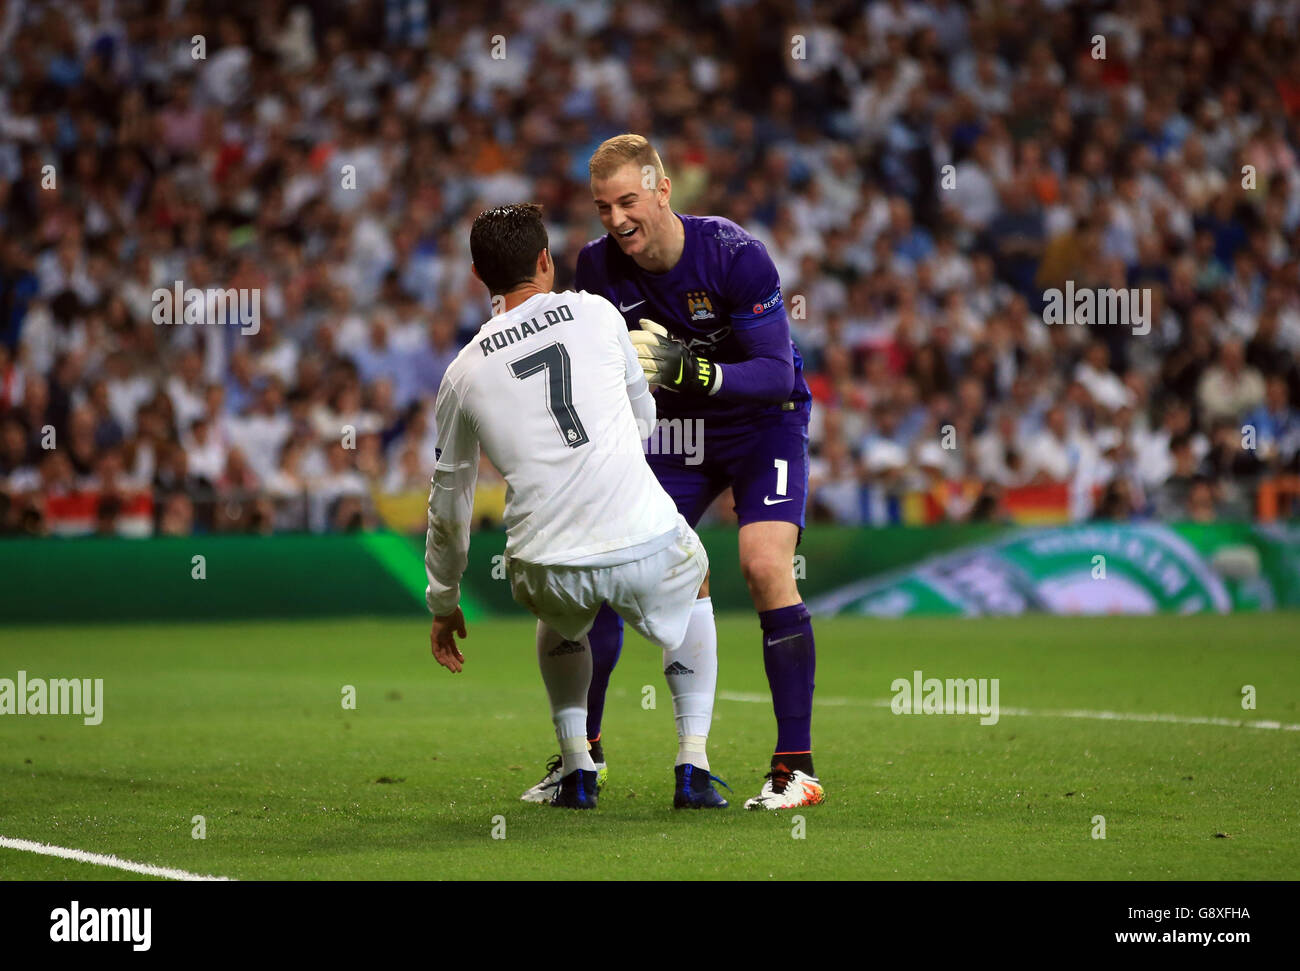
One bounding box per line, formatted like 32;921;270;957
685;290;716;321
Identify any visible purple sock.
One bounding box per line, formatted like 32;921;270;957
760;603;816;753
585;603;623;741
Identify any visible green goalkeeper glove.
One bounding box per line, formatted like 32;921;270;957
628;318;721;395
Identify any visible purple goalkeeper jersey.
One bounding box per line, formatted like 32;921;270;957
574;214;811;426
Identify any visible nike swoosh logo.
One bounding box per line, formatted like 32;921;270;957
675;359;683;384
765;633;802;647
618;300;646;312
763;496;794;506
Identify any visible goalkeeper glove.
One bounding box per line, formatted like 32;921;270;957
628;318;721;395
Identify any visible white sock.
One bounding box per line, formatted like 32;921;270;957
559;735;593;775
536;622;596;774
664;597;717;769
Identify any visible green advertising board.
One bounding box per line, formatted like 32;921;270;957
804;523;1300;617
2;523;1296;624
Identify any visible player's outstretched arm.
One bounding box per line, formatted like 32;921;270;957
630;316;796;403
617;312;658;436
708;237;799;403
425;379;480;670
712;314;796;403
628;236;798;402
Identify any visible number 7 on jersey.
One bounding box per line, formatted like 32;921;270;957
509;342;590;448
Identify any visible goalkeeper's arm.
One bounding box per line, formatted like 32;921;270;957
629;317;796;402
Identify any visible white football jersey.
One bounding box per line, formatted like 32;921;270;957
425;289;678;615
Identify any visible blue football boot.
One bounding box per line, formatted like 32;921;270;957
549;768;599;809
673;763;732;809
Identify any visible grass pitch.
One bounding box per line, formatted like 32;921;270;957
1;613;1297;880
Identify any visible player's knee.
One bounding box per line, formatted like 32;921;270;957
740;551;795;603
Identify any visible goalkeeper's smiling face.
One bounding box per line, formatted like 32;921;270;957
591;163;675;263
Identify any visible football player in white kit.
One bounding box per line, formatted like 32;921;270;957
424;204;728;809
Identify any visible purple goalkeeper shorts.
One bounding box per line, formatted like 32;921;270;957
646;406;810;530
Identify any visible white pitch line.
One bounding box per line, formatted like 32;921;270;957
717;692;1300;731
0;836;233;881
719;691;852;706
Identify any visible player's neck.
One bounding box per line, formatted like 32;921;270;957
633;212;685;274
496;283;549;315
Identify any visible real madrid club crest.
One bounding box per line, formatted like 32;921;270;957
685;290;716;321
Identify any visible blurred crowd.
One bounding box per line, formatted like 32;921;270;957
2;0;1300;536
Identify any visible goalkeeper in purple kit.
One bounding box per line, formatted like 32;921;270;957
519;134;824;810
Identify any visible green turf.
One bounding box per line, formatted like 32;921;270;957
1;613;1297;880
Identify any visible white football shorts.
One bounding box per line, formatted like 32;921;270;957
506;515;708;650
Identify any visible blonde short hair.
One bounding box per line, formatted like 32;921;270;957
588;133;666;183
